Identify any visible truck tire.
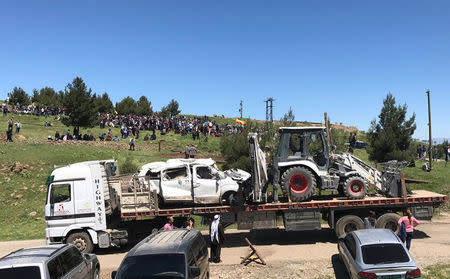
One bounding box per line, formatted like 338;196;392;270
335;215;364;237
281;167;316;202
66;232;94;253
342;176;367;200
376;213;400;233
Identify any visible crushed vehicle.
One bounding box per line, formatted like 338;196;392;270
137;158;250;205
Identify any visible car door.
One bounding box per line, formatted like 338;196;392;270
60;247;89;279
45;182;75;227
161;166;192;203
192;165;220;204
342;234;358;279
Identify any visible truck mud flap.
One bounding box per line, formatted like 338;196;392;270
237;211;277;230
411;205;434;220
283;210;321;231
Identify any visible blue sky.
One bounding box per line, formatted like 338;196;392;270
0;1;449;139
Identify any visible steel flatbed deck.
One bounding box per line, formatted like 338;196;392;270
120;190;448;219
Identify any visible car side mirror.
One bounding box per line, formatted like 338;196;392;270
111;271;117;279
215;173;220;180
189;266;200;277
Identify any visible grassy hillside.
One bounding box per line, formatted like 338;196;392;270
0;113;449;240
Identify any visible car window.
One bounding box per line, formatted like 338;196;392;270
344;234;357;259
48;257;64;279
164;167;188;180
50;184;71;204
58;247;83;275
196;166;214;179
0;266;41;279
116;254;186;279
362;244;410;264
145;170;160;179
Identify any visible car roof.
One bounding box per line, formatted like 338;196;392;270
352;229;401;246
139;158;216;174
128;229;200;257
279;126;326;131
0;244;67;266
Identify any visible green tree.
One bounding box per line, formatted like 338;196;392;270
115;96;137;115
136;96;153;115
38;87;60;107
95;92;114;113
31;89;40;103
61;77;97;128
7;87;30;106
281;107;295;126
367;93;416;162
160;99;181;117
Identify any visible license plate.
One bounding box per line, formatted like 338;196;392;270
381;275;401;279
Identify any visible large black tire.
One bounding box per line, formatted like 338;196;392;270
66;232;94;253
376;213;400;233
281;167;316;202
335;215;364;237
342;176;367;199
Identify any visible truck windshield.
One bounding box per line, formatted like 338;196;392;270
362;244;410;264
116;254;186;279
0;266;41;278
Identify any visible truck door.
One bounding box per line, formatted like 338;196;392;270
161;166;192;203
73;180;95;225
192;165;220;204
45;182;75;227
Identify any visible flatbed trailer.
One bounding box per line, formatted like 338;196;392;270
119;189;448;236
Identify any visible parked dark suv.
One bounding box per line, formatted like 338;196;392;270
112;229;209;279
0;244;100;279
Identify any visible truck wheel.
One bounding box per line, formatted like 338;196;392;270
342;176;367;199
281;167;316;202
375;213;400;233
66;232;94;253
335;215;364;237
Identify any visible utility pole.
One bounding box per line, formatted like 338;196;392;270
239;100;243;119
324;112;331;155
264;98;274;124
427;89;432;171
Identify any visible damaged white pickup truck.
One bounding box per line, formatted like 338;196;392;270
137;158;250;205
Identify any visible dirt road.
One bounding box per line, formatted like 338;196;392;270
1;213;449;279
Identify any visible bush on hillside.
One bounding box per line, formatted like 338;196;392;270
120;156;139;174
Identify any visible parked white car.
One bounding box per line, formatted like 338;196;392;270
137;158;250;205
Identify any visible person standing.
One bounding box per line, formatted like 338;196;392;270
129;137;135;151
163;216;174;230
209;215;225;263
185;145;190;159
363;211;376;229
397;209;419;250
446;145;450;166
15;121;21;133
189;145;197;158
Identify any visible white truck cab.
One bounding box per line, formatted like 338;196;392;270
45;160;118;253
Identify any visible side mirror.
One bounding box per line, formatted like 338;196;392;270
189;266;200;277
215;173;220;180
111;271;117;279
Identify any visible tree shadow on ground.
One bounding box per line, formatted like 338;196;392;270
331;254;350;279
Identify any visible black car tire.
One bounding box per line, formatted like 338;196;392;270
376;213;400;233
66;232;94;253
281;167;316;202
342;176;367;199
335;215;364;237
